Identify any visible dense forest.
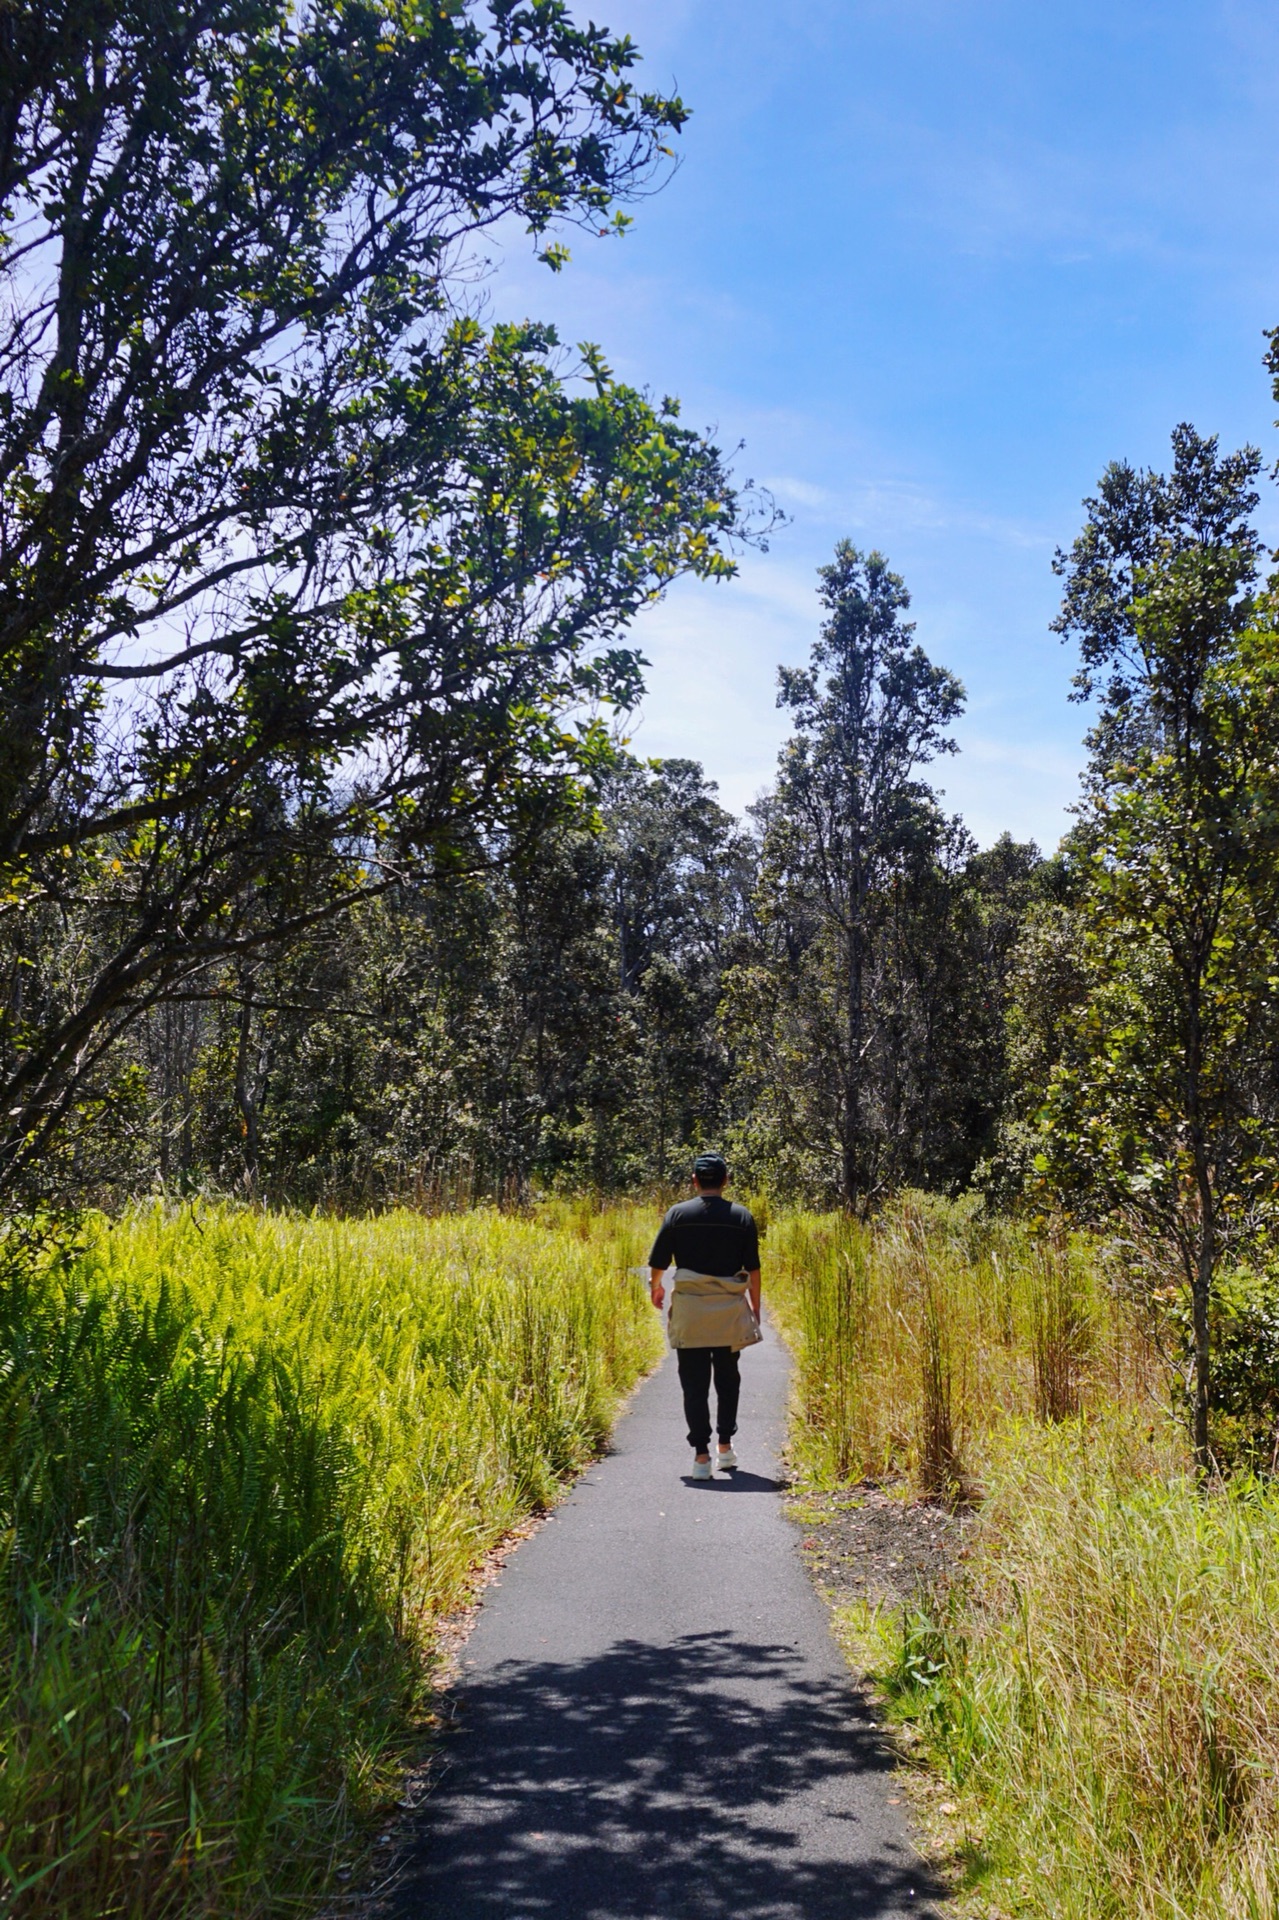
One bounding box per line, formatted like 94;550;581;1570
7;451;1276;1278
14;577;1053;1214
0;0;1074;1224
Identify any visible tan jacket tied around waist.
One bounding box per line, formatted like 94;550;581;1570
666;1270;762;1352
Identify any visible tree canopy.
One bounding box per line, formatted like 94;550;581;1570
0;0;762;1192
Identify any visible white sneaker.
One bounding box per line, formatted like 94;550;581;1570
691;1458;713;1481
717;1447;738;1470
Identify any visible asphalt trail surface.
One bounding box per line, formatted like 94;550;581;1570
396;1319;944;1920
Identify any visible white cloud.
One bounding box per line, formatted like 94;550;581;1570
765;475;833;511
761;471;1054;551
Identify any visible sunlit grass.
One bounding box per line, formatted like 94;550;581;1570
869;1421;1279;1919
769;1194;1279;1917
0;1203;661;1917
13;1189;1264;1919
766;1193;1162;1493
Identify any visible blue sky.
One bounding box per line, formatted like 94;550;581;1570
491;0;1279;848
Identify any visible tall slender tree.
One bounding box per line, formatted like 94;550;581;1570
727;543;966;1207
1042;427;1279;1469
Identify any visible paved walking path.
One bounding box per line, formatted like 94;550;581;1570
394;1321;944;1920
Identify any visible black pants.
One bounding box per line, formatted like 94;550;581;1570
677;1346;741;1452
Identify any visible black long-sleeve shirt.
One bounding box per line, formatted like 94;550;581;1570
646;1195;760;1278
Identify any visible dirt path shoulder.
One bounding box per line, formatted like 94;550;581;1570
788;1485;975;1610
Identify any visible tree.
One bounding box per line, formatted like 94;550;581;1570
0;0;759;1196
1041;426;1279;1470
975;833;1092;1207
725;543;970;1208
598;756;753;1179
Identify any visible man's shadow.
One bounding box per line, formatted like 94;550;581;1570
680;1468;788;1492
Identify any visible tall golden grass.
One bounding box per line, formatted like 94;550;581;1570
898;1420;1279;1918
766;1194;1161;1491
769;1196;1279;1917
0;1203;660;1918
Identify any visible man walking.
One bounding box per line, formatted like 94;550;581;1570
648;1154;762;1480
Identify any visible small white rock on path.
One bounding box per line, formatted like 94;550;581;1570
392;1315;946;1920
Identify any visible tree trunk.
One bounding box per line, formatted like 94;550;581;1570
843;869;866;1210
1187;982;1214;1477
234;987;260;1197
1187;1086;1215;1474
1190;1194;1214;1476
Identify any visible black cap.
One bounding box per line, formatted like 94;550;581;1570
693;1152;728;1185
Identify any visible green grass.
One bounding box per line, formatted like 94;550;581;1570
18;1190;1269;1919
766;1196;1279;1916
0;1203;661;1917
765;1194;1160;1493
868;1419;1279;1919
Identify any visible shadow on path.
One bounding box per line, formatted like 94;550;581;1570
679;1469;788;1493
395;1631;943;1919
